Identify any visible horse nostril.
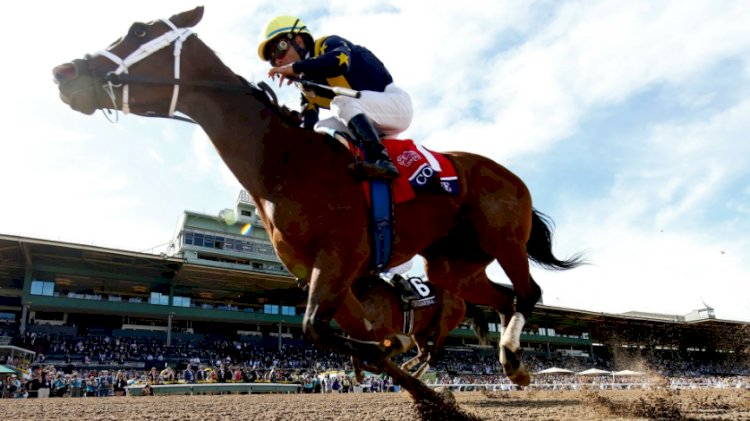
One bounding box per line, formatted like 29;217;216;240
53;63;78;84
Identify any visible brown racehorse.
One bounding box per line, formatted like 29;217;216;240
52;7;582;390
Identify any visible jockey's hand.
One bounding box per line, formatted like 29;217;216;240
268;64;296;87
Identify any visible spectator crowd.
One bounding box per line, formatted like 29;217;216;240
1;328;748;399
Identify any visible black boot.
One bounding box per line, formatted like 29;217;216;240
347;114;399;180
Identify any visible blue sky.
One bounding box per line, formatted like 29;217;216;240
1;1;748;321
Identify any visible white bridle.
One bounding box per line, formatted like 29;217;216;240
94;18;193;116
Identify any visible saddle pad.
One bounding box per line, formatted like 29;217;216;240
351;139;459;204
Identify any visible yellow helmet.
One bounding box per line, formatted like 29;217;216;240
257;15;313;61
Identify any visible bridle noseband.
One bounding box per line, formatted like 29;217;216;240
92;18;193;118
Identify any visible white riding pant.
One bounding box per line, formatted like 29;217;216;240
314;84;413;138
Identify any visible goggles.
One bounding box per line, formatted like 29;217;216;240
269;38;291;64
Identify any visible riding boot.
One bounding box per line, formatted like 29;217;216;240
347;114;399;180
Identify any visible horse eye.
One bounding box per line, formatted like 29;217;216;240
131;24;147;38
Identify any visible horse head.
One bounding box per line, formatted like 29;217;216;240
53;7;205;117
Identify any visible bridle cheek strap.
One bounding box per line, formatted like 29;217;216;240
95;19;193;116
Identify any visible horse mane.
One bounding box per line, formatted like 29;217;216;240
234;74;302;128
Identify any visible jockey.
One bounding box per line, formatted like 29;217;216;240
258;15;413;180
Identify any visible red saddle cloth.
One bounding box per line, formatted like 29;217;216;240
350;139;459;204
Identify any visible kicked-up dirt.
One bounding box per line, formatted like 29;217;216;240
1;389;748;420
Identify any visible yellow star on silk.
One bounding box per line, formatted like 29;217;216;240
337;52;349;66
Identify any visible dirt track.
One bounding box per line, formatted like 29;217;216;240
2;389;749;420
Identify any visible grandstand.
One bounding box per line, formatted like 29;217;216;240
0;190;747;376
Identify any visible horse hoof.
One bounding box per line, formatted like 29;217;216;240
435;387;456;404
508;366;531;387
500;345;522;372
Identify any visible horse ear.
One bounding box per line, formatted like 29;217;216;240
169;6;205;28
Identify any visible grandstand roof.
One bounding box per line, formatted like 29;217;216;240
0;233;182;281
0;234;303;304
529;303;748;351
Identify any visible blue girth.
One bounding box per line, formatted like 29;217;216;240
369;179;393;273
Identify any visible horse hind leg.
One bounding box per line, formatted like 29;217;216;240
484;241;540;387
423;257;529;384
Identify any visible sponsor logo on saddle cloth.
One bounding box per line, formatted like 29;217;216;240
346;138;459;204
383;139;459;203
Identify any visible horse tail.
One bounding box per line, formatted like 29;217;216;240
464;303;491;346
527;208;584;270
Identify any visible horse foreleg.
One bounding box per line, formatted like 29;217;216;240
412;361;430;379
303;262;409;363
400;335;422;371
401;355;420;372
402;341;432;379
351;356;377;383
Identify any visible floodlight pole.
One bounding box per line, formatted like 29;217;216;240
167;312;175;346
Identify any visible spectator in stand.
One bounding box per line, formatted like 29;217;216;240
7;375;22;398
217;364;232;383
114;371;128;396
160;367;176;383
85;374;96;397
147;367;160;384
52;372;68;397
38;370;52;398
96;370;111;397
182;365;195;384
194;365;206;382
26;369;41;399
232;366;243;382
69;372;82;397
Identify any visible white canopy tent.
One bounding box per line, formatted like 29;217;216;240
576;368;612;376
535;367;575;375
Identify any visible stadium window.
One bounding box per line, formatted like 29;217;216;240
241;210;253;217
281;306;295;316
31;280;55;296
193;233;204;247
264;304;279;315
150;292;169;306
0;312;16;321
184;231;194;245
173;296;191;307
